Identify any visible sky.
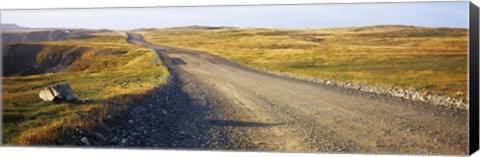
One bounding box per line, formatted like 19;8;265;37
0;1;470;30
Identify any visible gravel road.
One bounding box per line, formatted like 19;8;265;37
95;33;468;155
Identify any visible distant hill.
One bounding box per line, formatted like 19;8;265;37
0;23;74;32
0;23;31;31
1;29;113;44
166;25;236;30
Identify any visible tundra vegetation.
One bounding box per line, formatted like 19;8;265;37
1;25;468;146
138;25;468;101
2;31;169;145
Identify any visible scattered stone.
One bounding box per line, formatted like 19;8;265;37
74;127;88;136
91;132;107;142
81;137;90;145
104;126;113;133
38;83;76;102
105;115;112;121
177;131;187;139
121;80;131;86
121;138;128;144
73;112;82;118
248;66;468;109
89;138;100;146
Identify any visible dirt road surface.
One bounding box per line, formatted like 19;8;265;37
101;33;468;155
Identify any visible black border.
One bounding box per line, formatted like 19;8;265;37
469;1;479;155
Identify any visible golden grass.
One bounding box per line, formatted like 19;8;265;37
2;32;169;145
138;25;467;100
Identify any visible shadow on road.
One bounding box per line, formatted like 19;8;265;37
171;58;187;65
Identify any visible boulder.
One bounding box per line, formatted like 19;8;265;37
38;83;76;102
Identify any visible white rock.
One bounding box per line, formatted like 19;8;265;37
39;88;56;101
81;137;90;145
38;83;76;102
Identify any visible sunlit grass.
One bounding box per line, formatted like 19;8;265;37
2;32;170;145
138;25;467;100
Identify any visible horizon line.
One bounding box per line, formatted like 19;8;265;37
0;23;469;32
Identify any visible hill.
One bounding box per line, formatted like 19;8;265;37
0;23;30;31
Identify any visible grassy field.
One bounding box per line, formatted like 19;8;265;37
2;32;169;145
138;25;468;100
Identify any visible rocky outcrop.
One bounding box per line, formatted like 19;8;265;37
1;44;43;76
38;83;76;102
2;44;86;76
2;43;128;77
